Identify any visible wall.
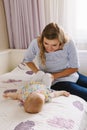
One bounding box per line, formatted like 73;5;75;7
0;49;26;75
0;50;10;74
10;49;26;70
0;0;9;49
78;50;87;75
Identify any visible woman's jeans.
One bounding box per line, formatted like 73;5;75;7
51;73;87;101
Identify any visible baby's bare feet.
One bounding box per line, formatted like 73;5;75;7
3;93;9;98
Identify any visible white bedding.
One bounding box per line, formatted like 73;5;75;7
0;63;87;130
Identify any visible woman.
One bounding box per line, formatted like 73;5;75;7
23;22;87;101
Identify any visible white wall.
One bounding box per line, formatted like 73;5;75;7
0;49;87;75
0;49;26;75
0;50;10;74
10;49;26;70
78;50;87;75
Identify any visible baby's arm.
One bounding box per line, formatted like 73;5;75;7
3;89;22;100
50;90;70;98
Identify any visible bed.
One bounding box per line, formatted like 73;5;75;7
0;63;87;130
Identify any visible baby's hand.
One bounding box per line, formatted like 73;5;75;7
62;91;70;97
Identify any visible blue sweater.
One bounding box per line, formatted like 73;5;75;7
23;39;79;83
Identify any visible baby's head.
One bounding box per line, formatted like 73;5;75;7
24;92;45;114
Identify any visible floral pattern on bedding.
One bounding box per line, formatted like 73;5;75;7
2;79;22;83
26;71;33;75
73;101;84;111
18;63;34;74
47;117;74;129
0;63;87;130
18;62;26;70
14;120;35;130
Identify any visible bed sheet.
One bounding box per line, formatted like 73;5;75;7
0;63;87;130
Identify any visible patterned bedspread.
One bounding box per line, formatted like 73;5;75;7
0;63;87;130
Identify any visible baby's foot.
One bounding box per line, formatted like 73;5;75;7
3;93;9;98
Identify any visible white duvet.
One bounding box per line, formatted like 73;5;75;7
0;63;87;130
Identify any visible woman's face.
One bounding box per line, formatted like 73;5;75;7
43;37;60;52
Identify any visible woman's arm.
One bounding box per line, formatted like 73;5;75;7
26;62;78;79
26;62;39;73
51;68;78;80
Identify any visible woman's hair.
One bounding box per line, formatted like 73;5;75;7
38;23;69;65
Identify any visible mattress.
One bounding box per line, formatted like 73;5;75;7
0;63;87;130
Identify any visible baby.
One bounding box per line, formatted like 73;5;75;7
3;71;70;114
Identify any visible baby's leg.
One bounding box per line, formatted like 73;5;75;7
30;71;45;82
50;90;70;98
3;90;22;100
